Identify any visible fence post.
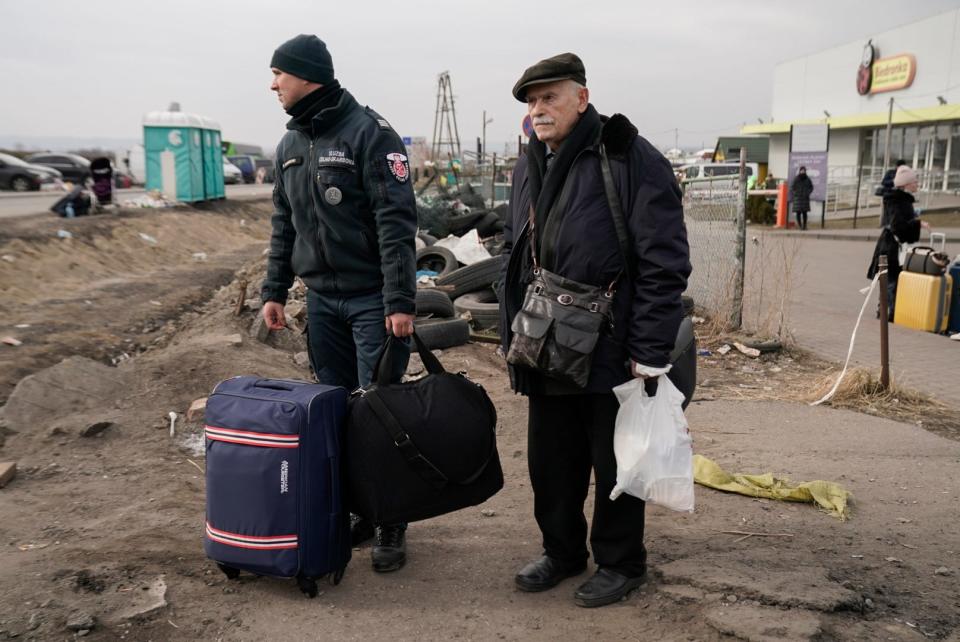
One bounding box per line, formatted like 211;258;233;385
731;147;747;329
878;254;890;390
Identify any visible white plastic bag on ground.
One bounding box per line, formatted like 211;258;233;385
609;375;694;512
435;229;491;265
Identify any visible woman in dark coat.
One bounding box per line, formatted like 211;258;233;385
867;165;930;318
790;166;814;230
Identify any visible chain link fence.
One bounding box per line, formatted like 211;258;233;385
681;175;746;325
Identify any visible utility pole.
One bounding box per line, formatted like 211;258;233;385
882;97;894;172
481;111;493;167
674;128;679;154
430;72;462;163
490;152;497;209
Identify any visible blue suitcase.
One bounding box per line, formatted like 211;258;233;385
948;262;960;333
203;376;350;597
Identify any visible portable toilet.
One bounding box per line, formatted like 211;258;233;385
143;109;225;202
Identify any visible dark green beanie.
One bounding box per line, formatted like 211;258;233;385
270;34;335;85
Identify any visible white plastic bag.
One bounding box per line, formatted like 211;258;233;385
609;375;694;512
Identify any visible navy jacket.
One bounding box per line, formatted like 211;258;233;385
261;89;417;315
498;108;691;395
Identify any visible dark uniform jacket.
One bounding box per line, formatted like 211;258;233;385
261;85;417;315
498;105;691;396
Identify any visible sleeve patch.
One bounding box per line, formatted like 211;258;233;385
386;153;409;183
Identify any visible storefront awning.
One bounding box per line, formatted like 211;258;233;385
741;102;960;135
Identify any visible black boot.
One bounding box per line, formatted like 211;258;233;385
574;568;646;608
350;513;375;547
372;523;407;573
515;555;587;592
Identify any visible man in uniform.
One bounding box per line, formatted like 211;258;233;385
261;34;417;573
499;53;691;607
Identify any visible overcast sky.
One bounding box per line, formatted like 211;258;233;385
2;0;959;154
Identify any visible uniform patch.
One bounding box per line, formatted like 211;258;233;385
281;156;303;170
377;118;391;130
324;186;342;206
386;152;409;183
316;149;355;168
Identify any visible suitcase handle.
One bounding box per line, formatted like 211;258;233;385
930;232;946;253
252;379;299;391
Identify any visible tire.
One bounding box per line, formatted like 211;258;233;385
414;318;471;350
454;289;500;330
415;289;455;318
417;231;438;246
447;211;487;236
475;211;504;238
436;256;504;299
10;176;33;192
415;246;457;278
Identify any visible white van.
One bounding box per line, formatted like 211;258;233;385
680;162;759;197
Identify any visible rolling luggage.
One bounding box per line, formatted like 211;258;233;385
204;376;350;597
346;333;504;525
894;271;953;333
948;261;960;334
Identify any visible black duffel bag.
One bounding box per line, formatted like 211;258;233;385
346;332;503;524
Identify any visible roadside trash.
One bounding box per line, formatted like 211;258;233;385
744;339;783;354
716;344;732;355
435;229;492;265
417;271;439;280
951;332;960;341
691;316;705;324
697;349;712;357
187;397;207;422
2;337;23;347
56;229;73;239
122;192;173;208
138;232;159;245
733;342;761;358
14;324;30;329
1;255;14;263
192;252;208;261
692;455;851;520
17;543;48;551
149;300;162;306
610;375;694;512
168;411;178;437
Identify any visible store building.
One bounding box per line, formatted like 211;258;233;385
742;8;960;191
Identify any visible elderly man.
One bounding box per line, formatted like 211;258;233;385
498;53;691;607
261;34;417;573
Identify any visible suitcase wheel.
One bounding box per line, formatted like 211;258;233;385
329;567;346;586
297;575;319;598
217;563;241;580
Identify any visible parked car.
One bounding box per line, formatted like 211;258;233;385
223;159;243;184
0;152;62;191
227;155;256;183
680;162;759;196
25;152;92;184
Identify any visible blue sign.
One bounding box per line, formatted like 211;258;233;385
402;136;412;145
521;115;533;138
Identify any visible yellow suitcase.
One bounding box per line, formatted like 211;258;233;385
894;271;953;333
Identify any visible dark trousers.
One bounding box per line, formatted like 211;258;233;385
527;393;647;577
795;210;808;230
305;289;409;390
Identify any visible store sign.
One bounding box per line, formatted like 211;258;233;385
870;54;917;94
856;41;875;95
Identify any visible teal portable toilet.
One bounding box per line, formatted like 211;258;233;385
143;109;224;202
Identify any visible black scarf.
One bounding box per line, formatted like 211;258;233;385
285;80;343;134
526;104;602;254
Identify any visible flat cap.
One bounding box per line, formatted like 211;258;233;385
512;52;586;102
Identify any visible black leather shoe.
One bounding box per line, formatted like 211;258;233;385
574;568;646;608
515;555;587;592
350;513;375;547
372;523;407;573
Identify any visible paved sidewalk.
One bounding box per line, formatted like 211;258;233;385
747;233;960;408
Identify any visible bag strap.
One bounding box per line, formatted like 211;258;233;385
599;144;634;284
363;389;449;490
363;387;495;489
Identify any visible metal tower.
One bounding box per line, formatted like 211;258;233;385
430;71;462;163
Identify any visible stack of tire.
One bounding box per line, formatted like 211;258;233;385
414;242;504;350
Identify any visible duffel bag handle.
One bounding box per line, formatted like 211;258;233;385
372;331;445;385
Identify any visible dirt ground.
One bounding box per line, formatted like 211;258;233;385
1;201;958;641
